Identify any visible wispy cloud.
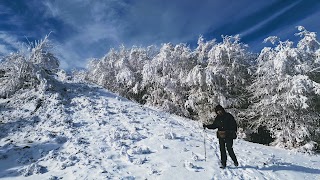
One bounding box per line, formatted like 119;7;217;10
42;0;125;67
0;44;11;55
239;0;302;38
0;32;21;55
41;0;280;62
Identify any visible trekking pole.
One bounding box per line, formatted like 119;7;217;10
203;128;207;161
199;121;207;161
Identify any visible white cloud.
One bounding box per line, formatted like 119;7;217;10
0;44;11;55
0;32;22;55
41;0;125;68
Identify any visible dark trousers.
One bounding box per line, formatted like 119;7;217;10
219;138;238;166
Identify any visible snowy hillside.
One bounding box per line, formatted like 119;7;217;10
0;81;320;180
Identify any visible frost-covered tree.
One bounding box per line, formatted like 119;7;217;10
0;35;60;98
245;27;320;151
86;45;157;103
87;36;254;120
206;35;254;108
184;35;254;120
142;43;195;116
296;26;320;53
195;35;216;64
29;36;60;74
0;53;36;97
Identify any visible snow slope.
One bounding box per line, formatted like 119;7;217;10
0;81;320;180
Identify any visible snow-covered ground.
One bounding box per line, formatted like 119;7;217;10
0;81;320;180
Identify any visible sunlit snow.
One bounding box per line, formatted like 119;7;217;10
1;82;319;180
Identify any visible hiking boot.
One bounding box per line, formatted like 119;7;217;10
234;161;239;167
220;161;226;169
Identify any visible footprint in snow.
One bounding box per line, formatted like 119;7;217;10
184;160;204;172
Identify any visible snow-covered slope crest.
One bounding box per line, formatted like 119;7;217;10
0;82;320;180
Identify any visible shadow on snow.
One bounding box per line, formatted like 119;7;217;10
237;162;320;174
0;142;61;178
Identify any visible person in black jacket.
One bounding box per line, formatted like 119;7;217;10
203;105;239;169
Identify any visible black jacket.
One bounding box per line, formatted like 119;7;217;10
205;112;237;139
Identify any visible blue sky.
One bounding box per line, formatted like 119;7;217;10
1;0;319;69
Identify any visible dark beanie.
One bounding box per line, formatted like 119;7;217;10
215;105;224;113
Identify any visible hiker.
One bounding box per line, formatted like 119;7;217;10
203;105;239;169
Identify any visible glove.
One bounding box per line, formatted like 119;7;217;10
202;124;207;129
